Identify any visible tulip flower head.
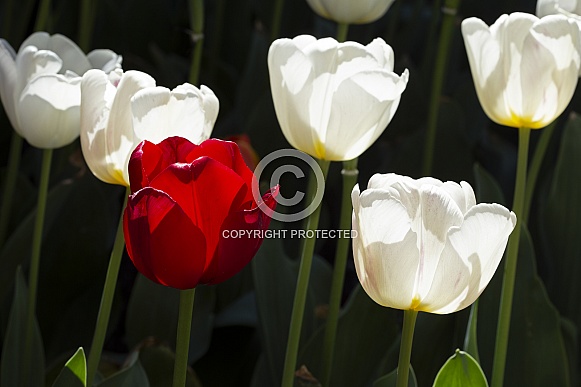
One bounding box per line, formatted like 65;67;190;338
80;69;219;186
0;32;121;148
461;13;581;129
268;35;408;161
305;0;395;24
352;174;516;314
123;137;278;290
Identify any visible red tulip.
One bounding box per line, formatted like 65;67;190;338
123;136;278;289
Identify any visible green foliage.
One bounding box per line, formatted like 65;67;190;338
432;350;488;387
52;348;86;387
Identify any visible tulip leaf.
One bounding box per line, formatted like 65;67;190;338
137;341;202;387
474;167;570;386
372;366;418;387
0;266;45;387
432;349;488;387
95;352;149;387
125;275;215;364
542;113;581;336
298;286;400;387
51;347;87;387
251;228;332;386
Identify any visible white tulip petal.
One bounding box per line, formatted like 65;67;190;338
200;85;219;138
352;187;419;309
81;69;123;184
131;84;207;145
20;32;91;75
106;70;156;185
87;49;123;73
422;204;516;313
16;74;81;148
324;68;408;160
15;46;63;99
0;39;18;129
306;0;394;24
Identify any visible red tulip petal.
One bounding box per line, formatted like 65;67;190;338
199;186;279;285
185;139;256;206
128;137;198;192
123;187;207;289
148;156;249;262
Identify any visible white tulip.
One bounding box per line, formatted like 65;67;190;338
537;0;581;19
461;13;581;129
268;35;408;161
0;32;121;148
352;174;516;314
80;69;219;186
306;0;395;24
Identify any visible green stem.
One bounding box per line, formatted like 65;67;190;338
87;189;129;386
522;123;555;224
281;159;330;387
78;0;96;51
24;148;52;377
188;0;204;86
422;0;461;176
173;288;196;387
320;158;357;386
270;0;285;41
463;299;480;363
33;0;52;32
396;310;418;387
336;23;349;43
491;127;531;387
0;132;24;248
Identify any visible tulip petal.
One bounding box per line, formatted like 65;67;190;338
16;73;81;148
306;0;394;24
131;83;216;146
0;39;18;129
324;68;408;160
15;46;63;99
128;137;198;192
352;185;419;309
107;70;157;185
87;49;122;73
81;69;124;184
421;203;516;314
148;156;249;262
124;188;206;289
200;186;279;285
20;32;91;75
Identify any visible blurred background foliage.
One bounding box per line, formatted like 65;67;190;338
1;0;580;386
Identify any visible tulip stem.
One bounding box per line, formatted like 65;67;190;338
491;126;531;387
270;0;285;41
78;0;96;51
0;132;23;248
321;157;357;386
336;23;349;43
281;159;330;387
173;288;196;387
188;0;204;86
522;121;556;224
87;189;129;386
24;148;52;379
33;0;52;31
422;0;461;176
396;310;418;387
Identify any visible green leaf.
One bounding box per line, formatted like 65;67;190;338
0;266;45;387
432;350;488;387
96;352;149;387
137;342;202;387
373;366;418;387
463;301;480;363
298;286;400;387
475;166;571;386
52;347;87;387
251;227;332;385
125;275;215;364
